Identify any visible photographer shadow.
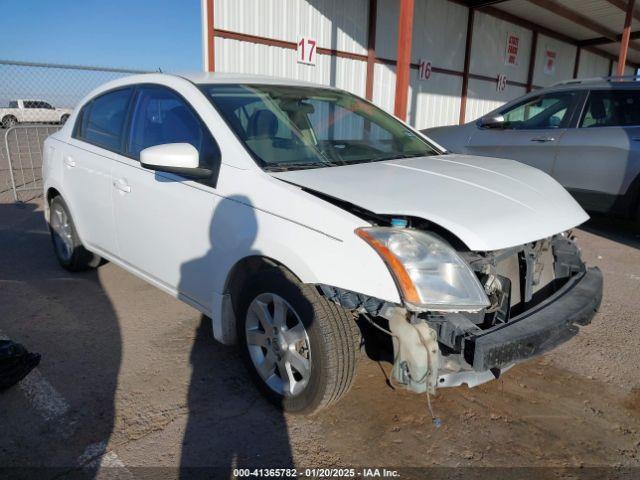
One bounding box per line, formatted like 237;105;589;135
178;195;295;478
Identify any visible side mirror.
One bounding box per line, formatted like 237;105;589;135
478;114;506;129
140;143;212;179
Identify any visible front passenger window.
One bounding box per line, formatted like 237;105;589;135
500;92;577;130
127;87;214;163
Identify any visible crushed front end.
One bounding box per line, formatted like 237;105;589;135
322;228;602;395
428;234;602;388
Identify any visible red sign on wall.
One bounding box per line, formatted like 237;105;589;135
505;33;520;66
297;37;317;66
544;49;557;75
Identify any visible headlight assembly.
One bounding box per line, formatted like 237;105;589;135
356;227;490;312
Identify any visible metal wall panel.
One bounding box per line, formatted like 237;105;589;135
372;63;397;115
210;0;589;130
214;0;369;55
532;35;577;88
375;0;468;70
470;11;533;84
578;50;610;78
408;70;463;129
214;37;367;96
372;63;463;129
465;78;526;122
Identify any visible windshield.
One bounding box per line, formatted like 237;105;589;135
201;84;440;171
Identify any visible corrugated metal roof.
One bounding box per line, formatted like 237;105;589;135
560;0;640;33
495;1;599;40
491;0;640;65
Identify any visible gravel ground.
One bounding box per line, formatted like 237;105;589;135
0;198;639;479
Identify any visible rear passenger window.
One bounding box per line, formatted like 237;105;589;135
127;86;214;162
581;90;640;128
77;88;132;152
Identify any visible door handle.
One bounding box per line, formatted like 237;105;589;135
113;179;131;193
63;156;76;167
530;137;556;143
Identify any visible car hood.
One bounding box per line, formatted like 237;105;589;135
421;124;474;152
270;154;589;251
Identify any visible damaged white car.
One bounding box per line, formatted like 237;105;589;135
42;73;602;414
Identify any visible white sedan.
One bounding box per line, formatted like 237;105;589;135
42;73;602;414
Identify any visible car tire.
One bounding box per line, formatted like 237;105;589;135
48;196;102;271
60;114;69;125
236;266;361;414
2;116;17;129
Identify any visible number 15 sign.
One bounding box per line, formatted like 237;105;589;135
297;37;318;66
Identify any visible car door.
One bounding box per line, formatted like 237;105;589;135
64;87;133;256
24;100;53;123
553;89;640;214
21;100;37;123
480;91;582;174
111;84;222;309
464;125;509;158
40;101;59;123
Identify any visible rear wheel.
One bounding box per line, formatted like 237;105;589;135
237;267;360;414
60;114;69;125
49;196;101;271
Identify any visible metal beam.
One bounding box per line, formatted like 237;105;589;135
578;30;640;47
365;0;377;101
459;8;475;125
528;0;616;41
527;0;640;52
206;0;215;72
394;0;415;120
605;0;640;24
618;0;636;74
482;5;582;45
526;31;538;92
573;46;581;78
479;3;640;71
461;0;510;7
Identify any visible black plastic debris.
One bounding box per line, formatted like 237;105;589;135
0;340;41;391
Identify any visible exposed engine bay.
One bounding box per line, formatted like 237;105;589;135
320;219;602;395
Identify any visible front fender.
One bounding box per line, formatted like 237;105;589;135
206;194;402;344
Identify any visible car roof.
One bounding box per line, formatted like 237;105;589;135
174;72;335;89
544;76;640;93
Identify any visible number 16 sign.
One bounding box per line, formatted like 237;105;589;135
297;37;318;66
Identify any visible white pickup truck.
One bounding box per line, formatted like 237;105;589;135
1;100;73;129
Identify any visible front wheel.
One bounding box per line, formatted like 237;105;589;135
237;267;361;414
48;196;101;271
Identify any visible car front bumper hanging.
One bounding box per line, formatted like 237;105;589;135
464;267;603;371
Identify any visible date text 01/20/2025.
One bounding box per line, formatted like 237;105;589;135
233;468;400;477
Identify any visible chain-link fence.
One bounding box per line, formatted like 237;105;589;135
0;60;151;202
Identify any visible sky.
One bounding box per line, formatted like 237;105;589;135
0;0;203;72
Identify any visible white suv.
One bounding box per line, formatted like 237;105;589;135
43;73;602;414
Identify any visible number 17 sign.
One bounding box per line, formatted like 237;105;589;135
297;37;318;66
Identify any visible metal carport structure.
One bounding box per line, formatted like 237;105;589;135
202;0;640;127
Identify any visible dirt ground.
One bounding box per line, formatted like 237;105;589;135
1;198;639;479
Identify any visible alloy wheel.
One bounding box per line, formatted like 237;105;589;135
245;293;311;396
50;203;74;262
